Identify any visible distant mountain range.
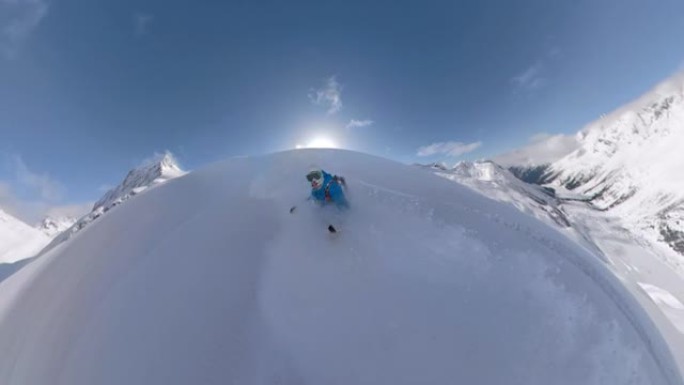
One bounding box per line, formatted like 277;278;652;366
0;153;186;266
543;75;684;257
419;161;570;229
3;72;684;290
39;152;186;256
35;216;78;237
425;73;684;271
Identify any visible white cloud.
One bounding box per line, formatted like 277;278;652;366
133;12;154;36
0;181;23;217
138;150;181;170
346;119;373;129
0;155;91;224
12;155;64;201
512;62;546;90
0;190;91;224
0;0;49;58
45;202;92;219
309;76;343;115
493;133;580;167
0;182;52;224
98;184;113;193
417;141;482;157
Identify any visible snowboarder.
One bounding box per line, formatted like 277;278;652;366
306;168;349;209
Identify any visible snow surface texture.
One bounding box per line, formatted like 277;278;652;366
0;209;50;264
427;161;571;229
546;73;684;265
422;160;684;371
0;150;680;385
39;152;185;257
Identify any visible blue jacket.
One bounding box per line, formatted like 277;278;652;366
310;171;348;208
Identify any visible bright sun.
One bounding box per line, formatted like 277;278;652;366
296;136;339;149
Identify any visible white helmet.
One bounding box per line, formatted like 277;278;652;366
306;168;324;190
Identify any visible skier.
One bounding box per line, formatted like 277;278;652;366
306;168;348;209
290;168;348;233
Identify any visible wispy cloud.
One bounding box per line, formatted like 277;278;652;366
12;155;64;201
0;0;49;58
0;185;91;224
0;181;87;224
97;184;113;193
346;119;373;129
512;62;546;90
133;12;154;36
0;154;91;224
548;46;562;58
512;45;563;91
417;141;482;157
45;202;92;219
493;132;579;167
309;76;343;115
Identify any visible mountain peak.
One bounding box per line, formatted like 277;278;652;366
94;152;185;212
545;71;684;258
135;151;183;179
35;216;77;237
36;152;186;258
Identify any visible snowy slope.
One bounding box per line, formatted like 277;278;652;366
35;216;77;237
0;149;680;385
0;209;50;264
39;152;185;255
545;74;684;260
424;160;571;229
422;160;684;369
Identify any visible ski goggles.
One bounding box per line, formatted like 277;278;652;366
306;171;322;182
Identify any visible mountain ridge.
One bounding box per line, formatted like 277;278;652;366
542;73;684;259
38;152;186;256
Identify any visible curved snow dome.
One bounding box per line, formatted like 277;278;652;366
0;150;680;385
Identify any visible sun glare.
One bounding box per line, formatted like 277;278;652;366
296;136;339;149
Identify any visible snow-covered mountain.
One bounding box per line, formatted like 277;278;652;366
93;152;185;212
544;74;684;260
0;149;679;384
508;164;551;184
424;74;684;365
35;216;77;237
422;158;684;353
39;152;186;255
421;160;571;229
0;209;50;264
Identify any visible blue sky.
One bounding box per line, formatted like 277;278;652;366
1;0;684;222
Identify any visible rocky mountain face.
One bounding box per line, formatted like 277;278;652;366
418;74;684;274
39;153;186;256
93;153;185;212
508;164;551;185
543;74;684;258
35;216;77;237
